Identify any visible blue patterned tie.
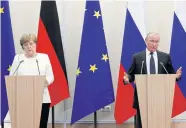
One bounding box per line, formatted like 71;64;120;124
150;52;155;74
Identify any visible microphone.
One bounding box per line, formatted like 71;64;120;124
140;61;144;74
36;59;40;75
160;62;168;74
12;60;24;75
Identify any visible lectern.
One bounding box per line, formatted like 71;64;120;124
5;76;45;128
135;74;176;128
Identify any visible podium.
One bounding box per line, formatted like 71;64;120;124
135;74;176;128
5;76;45;128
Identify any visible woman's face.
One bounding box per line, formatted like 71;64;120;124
22;40;36;57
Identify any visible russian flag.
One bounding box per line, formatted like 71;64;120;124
170;1;186;117
114;2;146;124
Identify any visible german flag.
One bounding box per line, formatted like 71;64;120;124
37;1;69;106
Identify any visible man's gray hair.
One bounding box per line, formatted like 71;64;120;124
145;32;159;41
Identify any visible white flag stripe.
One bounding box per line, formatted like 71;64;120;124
174;1;186;32
128;1;146;40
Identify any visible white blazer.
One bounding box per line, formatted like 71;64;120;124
9;53;54;103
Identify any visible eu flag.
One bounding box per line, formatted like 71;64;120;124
71;0;115;124
1;1;15;123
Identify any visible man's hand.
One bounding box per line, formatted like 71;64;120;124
176;67;182;79
124;72;129;84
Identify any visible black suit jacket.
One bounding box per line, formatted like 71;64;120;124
127;50;176;108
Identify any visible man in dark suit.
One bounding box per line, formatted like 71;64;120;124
123;32;182;128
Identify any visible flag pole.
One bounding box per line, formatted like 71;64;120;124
1;121;4;128
94;112;97;128
52;107;55;128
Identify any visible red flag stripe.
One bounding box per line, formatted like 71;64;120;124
114;64;136;124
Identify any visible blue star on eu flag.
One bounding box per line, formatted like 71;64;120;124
93;10;101;19
101;54;109;62
7;65;11;72
0;7;4;13
76;67;82;76
89;64;98;73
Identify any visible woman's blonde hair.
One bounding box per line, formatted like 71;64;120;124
20;33;37;47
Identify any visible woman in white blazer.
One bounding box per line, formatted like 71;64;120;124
9;33;54;128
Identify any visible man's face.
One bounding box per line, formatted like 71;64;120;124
145;34;160;52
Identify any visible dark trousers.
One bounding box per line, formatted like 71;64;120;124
40;103;50;128
133;87;142;128
134;107;142;128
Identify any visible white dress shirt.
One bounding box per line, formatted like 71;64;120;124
146;49;158;74
9;53;54;103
